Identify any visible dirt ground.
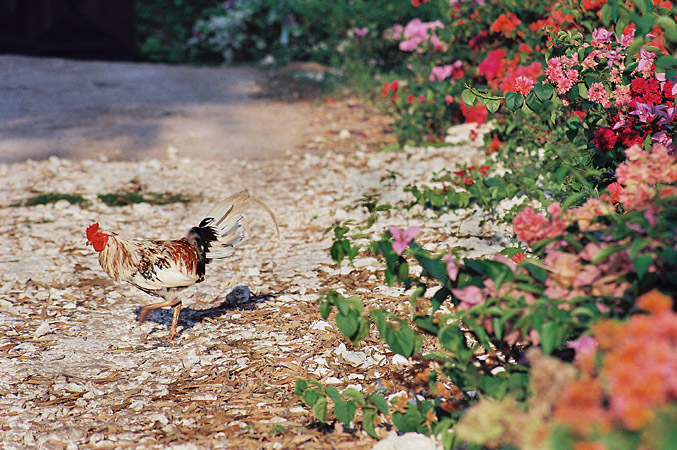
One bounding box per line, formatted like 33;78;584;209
0;56;326;163
0;57;505;449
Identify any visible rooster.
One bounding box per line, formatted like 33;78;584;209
86;191;278;339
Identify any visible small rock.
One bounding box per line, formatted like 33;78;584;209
391;354;409;365
339;129;351;139
373;432;442;450
309;320;333;331
33;322;51;339
181;349;199;369
226;285;251;306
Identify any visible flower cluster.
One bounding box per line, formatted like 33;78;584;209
556;290;677;435
391;18;447;53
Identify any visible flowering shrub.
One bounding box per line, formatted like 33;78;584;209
285;0;677;448
455;290;677;450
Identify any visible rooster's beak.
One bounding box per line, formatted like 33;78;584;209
86;240;92;246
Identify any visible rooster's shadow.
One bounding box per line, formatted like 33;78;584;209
134;288;284;337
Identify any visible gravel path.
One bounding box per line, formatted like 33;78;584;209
0;60;512;449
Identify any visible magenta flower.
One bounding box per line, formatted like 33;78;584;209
451;285;485;310
354;27;368;37
388;226;420;256
592;28;612;46
441;254;459;281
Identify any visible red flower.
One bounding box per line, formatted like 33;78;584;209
511;252;527;263
407;93;415;103
567;111;585;122
490;12;521;37
479;165;490;176
489;134;503;154
618;128;644;148
460;102;488;124
464;176;475;185
592;127;618;152
445;95;454;104
454;169;466;177
389;80;400;91
478;49;507;82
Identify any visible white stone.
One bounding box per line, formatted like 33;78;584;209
372;432;442;450
33;322;52;339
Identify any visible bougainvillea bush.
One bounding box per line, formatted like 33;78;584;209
295;1;677;449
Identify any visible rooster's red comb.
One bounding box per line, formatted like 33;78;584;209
86;223;99;240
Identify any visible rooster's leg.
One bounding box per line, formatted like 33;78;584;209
138;297;182;339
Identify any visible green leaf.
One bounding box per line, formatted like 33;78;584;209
319;299;332;320
525;91;543;112
591;244;627;264
629;238;650;259
577;82;588;99
304;389;319;407
525;261;548;283
633;254;654;279
631;13;655;36
533;83;555;102
540;321;559;355
368;394;389;415
362;408;379;438
294;379;307;397
415;254;449;283
486;99;501;113
461;89;477;106
392;404;423;432
398;261;409;282
325;386;340;402
336;309;359;339
334;399;356;425
483;260;515;289
438;324;470;357
342;388;366;405
313;396;327;423
352;317;371;344
414;316;439;334
330;241;345;265
504;91;524;111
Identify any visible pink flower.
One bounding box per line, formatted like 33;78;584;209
513;76;534;95
398;19;445;52
451;285;485;310
441;254;459;281
353;27;368;37
513;206;554;245
388;226;420;256
429;65;455;82
567;335;598;363
588;82;611;107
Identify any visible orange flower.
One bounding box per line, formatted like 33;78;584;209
591;320;624;351
555;377;609;435
637;289;673;314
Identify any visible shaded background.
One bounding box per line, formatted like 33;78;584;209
0;0;138;60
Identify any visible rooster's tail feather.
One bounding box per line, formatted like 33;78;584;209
187;190;279;262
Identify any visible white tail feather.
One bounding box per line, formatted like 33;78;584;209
199;190;279;260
